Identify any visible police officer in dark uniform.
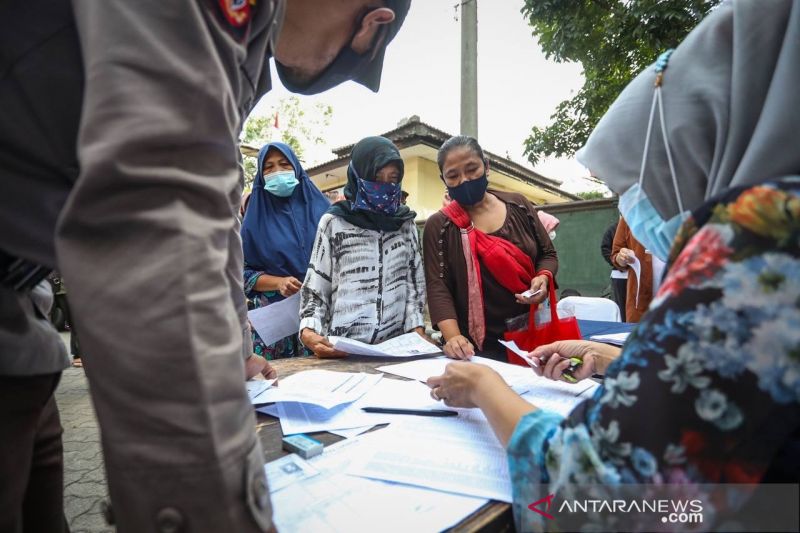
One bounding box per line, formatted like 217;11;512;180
0;1;410;531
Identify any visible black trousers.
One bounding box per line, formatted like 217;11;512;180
0;373;67;533
611;278;628;322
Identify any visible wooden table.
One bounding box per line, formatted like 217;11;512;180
255;355;514;533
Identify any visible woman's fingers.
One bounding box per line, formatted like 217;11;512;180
572;354;595;381
543;351;566;380
458;338;475;359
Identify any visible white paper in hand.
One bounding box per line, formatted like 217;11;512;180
629;255;642;307
247;293;301;346
519;288;542;299
329;332;441;357
497;339;537;367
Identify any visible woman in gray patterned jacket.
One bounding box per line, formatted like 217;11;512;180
299;136;427;357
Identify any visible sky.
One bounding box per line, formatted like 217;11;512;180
252;0;606;194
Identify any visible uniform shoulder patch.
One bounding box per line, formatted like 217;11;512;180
218;0;251;27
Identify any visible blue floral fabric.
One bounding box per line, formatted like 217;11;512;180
507;179;800;531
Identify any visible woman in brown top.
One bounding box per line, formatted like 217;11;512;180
611;216;656;322
423;136;559;360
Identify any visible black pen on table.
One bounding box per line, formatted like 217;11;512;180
361;407;458;417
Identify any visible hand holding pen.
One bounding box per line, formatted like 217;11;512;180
526;340;622;383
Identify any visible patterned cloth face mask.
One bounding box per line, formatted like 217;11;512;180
352;164;402;215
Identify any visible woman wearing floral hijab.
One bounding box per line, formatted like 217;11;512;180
299;136;426;357
425;1;800;530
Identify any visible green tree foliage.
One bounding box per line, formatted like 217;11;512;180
240;96;333;188
521;0;719;165
576;190;607;201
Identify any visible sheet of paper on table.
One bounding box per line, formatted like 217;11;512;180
328;332;441;357
520;378;598;417
269;378;446;435
246;378;277;404
264;453;319;492
328;425;374;439
347;411;513;502
589;332;630;346
267;436;488;533
247;292;300;346
377;355;533;391
378;354;599;418
254;370;382;410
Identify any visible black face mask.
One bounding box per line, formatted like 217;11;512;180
275;10;383;95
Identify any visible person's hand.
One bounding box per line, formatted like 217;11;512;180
528;340;621;382
300;328;347;359
442;334;475;360
244;354;278;381
615;248;636;267
278;276;302;297
515;274;549;305
426;361;505;408
413;326;436;345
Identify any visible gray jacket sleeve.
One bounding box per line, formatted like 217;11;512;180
56;1;272;531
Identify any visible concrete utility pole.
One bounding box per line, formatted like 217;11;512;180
460;0;478;138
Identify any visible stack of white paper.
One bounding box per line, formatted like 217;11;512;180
329;332;441;357
378;354;598;418
589;332;630;346
254;370;381;409
520;378;598;417
267;437;488;533
347;412;513;502
377;355;533;391
261;378;446;436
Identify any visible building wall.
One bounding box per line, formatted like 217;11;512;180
544;199;620;297
402;156;446;221
401;156;568;222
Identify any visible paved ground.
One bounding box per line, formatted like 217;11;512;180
56;332;113;533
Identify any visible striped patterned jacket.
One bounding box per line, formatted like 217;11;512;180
299;213;426;343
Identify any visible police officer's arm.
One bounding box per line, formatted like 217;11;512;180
56;1;272;531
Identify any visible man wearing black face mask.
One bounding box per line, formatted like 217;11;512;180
0;1;409;532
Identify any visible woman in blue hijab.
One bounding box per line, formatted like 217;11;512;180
241;142;329;359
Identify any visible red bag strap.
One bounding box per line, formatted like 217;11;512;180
526;270;558;330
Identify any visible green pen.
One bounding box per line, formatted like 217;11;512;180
561;357;583;383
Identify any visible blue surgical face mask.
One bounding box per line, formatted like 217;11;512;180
618;183;686;261
620;52;689;262
263;170;299;197
447;173;488;206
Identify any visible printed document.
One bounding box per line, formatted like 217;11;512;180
268;437;487;533
347;412;513;502
247;293;300;346
328;332;441;357
378;355;533;391
589;332;630;346
272;378;445;435
254;370;381;409
246;378;276;404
